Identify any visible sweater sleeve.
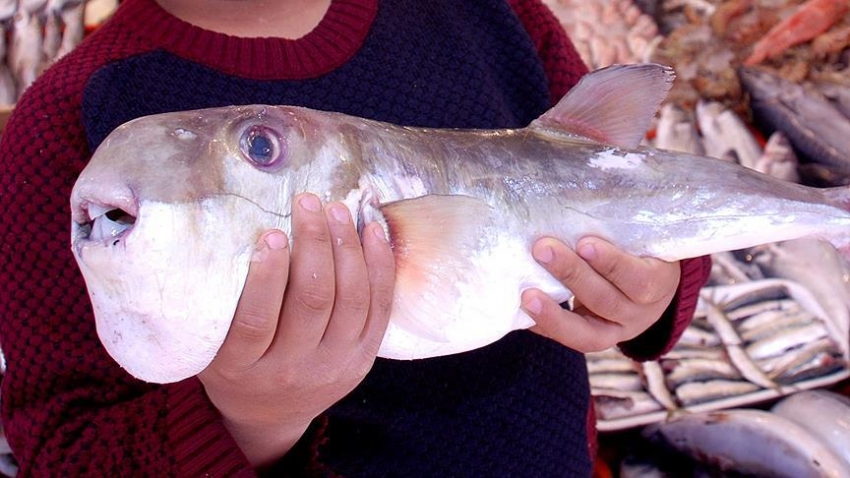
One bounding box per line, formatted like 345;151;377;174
0;60;255;477
510;0;713;361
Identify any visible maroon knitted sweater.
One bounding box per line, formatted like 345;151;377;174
0;0;710;475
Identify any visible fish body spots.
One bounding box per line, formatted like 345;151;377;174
172;128;197;140
588;149;644;171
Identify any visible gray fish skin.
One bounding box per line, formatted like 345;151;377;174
70;64;850;383
740;66;850;174
772;390;850;467
643;409;850;478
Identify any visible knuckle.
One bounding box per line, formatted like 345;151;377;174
631;282;660;304
294;284;335;313
336;293;370;318
600;298;630;324
296;220;331;244
270;367;303;390
232;309;276;340
548;258;582;285
335;234;363;252
631;271;670;304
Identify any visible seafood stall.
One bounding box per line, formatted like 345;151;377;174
545;0;850;475
0;0;115;133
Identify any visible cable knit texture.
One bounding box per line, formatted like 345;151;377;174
0;0;710;475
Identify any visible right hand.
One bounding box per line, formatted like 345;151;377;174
197;193;396;468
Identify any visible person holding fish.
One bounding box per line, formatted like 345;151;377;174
0;0;711;475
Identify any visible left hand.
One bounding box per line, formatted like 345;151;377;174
521;236;680;352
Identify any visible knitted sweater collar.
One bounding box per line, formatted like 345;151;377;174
113;0;379;80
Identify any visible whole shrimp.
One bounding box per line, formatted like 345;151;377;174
744;0;850;65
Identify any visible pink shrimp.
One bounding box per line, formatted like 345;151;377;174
744;0;850;66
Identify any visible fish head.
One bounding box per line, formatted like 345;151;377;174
70;105;354;383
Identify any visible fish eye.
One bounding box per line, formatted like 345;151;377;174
239;125;286;167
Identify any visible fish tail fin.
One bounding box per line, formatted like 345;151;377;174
379;195;494;342
529;63;675;149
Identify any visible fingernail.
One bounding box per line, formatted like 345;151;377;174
524;296;542;315
371;223;388;242
534;244;554;264
578;243;596;260
328;204;350;224
264;231;288;250
299;194;321;212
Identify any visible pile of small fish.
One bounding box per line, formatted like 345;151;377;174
0;0;87;106
590;278;849;427
626;390;850;477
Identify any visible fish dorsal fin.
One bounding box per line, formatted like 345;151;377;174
379;194;493;342
530;63;676;149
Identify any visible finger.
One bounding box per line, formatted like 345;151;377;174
276;193;336;348
575;236;676;305
521;288;619;352
320;202;371;347
207;229;290;372
358;222;396;355
532;237;631;322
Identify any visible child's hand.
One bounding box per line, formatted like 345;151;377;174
197;193;396;469
521;236;680;352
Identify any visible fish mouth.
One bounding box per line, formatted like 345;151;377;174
72;200;138;247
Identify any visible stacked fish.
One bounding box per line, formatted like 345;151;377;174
590;278;849;429
0;0;87;106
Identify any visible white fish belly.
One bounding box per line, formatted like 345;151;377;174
378;233;570;360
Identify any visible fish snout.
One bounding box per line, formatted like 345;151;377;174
71;185;139;249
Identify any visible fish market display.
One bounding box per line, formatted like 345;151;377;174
0;0;88;105
589;279;849;427
642;407;850;477
752;238;850;350
645;0;850;112
71;63;850;384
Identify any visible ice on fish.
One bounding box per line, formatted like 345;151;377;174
70;63;850;383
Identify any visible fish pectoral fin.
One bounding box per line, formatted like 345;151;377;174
380;194;495;342
530;63;675;149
